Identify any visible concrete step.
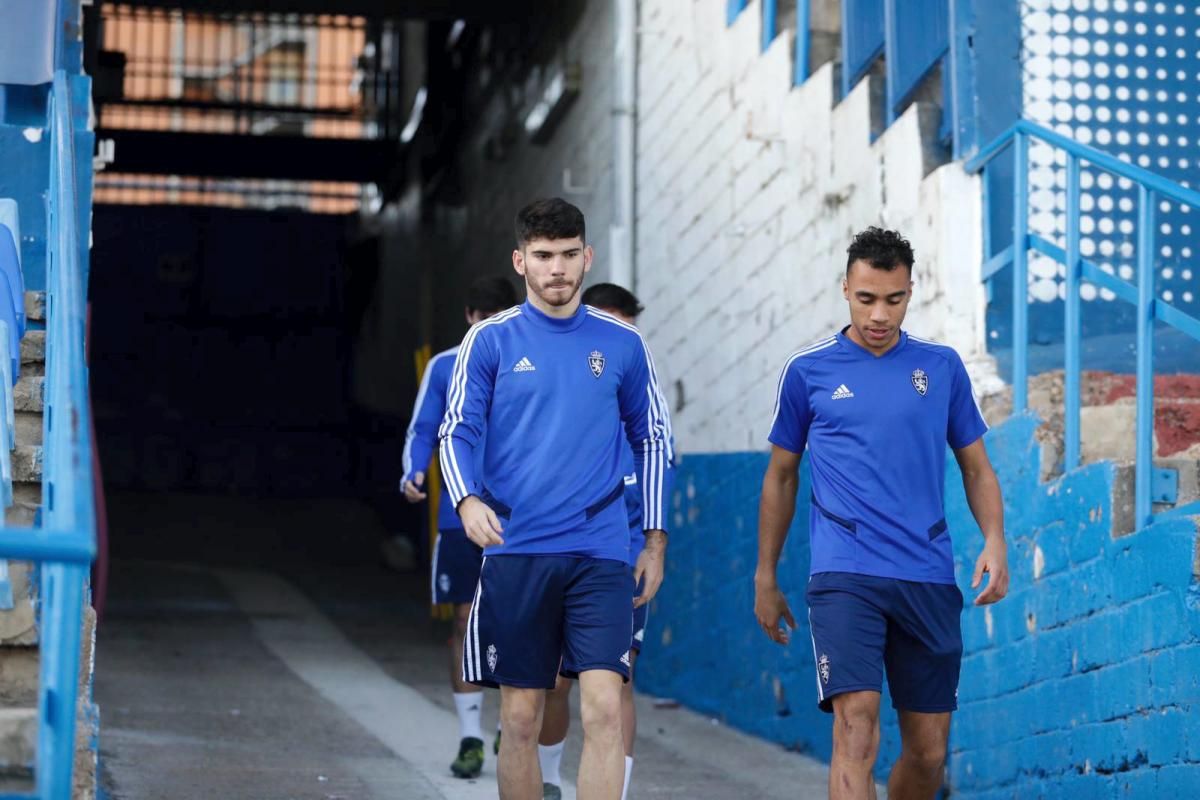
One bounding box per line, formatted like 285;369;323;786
18;332;43;366
0;563;36;646
11;446;40;485
4;484;39;528
12;377;42;414
0;707;35;777
13;412;40;449
0;648;37;707
22;293;43;325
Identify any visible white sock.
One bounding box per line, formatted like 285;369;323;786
621;756;633;800
538;741;565;787
454;692;484;741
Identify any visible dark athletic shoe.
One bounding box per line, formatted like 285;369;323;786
542;783;563;800
450;737;484;778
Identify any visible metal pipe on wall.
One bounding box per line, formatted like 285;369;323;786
609;0;637;292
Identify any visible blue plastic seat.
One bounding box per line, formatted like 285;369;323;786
0;270;19;384
0;2;55;86
0;219;25;339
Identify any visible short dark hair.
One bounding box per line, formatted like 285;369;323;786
582;283;643;319
515;198;586;247
466;275;518;314
846;226;915;275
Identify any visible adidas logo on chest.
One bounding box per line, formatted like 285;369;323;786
512;357;536;373
831;384;854;400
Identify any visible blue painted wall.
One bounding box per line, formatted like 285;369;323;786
638;414;1200;796
0;123;50;291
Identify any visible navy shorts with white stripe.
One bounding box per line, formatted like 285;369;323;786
463;554;634;689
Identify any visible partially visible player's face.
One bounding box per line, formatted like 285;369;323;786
465;308;503;326
842;260;912;354
513;236;592;309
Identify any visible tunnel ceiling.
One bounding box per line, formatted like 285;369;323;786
102;0;532;21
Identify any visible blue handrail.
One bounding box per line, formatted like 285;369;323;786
965;119;1200;529
0;68;96;799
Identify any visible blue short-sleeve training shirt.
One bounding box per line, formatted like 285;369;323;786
769;330;988;584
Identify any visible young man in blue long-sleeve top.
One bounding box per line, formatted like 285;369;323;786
439;198;673;800
401;275;517;779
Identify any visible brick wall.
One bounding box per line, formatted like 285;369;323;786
634;0;998;454
637;414;1200;796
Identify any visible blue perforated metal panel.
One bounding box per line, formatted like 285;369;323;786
989;0;1200;373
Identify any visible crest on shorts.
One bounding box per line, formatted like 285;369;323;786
438;573;451;594
911;368;928;396
589;350;606;378
487;644;498;672
818;654;831;685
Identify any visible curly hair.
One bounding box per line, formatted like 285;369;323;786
846;226;915;275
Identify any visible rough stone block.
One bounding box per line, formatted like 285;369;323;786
11;378;42;414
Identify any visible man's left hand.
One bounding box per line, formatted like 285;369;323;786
633;531;667;608
972;535;1009;605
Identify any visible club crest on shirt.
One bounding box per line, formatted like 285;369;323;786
818;654;831;685
911;368;928;396
487;644;498;672
589;350;606;378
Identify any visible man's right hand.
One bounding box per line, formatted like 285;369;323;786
401;472;427;503
458;495;505;548
754;576;797;645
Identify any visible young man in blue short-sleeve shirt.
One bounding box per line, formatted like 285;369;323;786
401;275;517;779
440;198;673;800
754;227;1010;800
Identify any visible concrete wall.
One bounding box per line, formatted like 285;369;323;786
637;414;1200;796
430;0;621;349
634;0;997;454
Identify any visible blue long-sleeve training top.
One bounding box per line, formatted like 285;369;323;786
439;301;674;562
402;346;469;532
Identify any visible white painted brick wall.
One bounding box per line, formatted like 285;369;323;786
636;0;998;454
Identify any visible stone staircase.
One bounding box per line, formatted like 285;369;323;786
979;370;1200;527
0;290;97;797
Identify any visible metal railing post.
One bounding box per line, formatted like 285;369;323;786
727;0;749;26
762;0;777;50
882;0;898;124
1011;130;1029;413
1135;185;1156;527
794;0;811;84
1064;154;1081;470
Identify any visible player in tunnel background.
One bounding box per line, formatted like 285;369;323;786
401;274;518;779
536;282;665;800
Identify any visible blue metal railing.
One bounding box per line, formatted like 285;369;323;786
732;0;954;139
0;69;96;798
965;119;1200;530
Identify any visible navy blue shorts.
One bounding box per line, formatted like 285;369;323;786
631;577;648;653
462;555;634;689
806;572;963;714
431;529;483;605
